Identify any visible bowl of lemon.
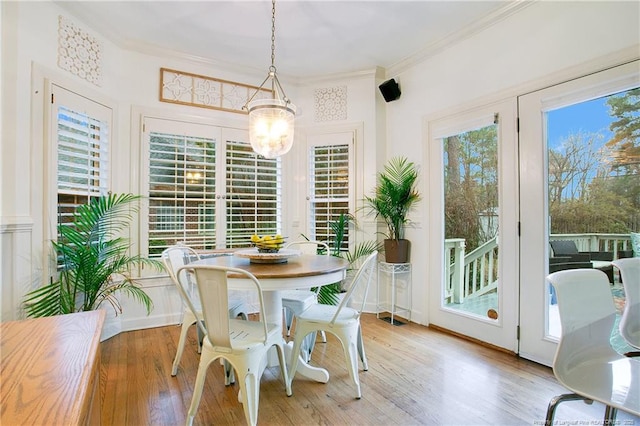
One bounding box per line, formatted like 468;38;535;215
250;234;286;253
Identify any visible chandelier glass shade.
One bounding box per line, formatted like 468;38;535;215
247;97;296;159
244;0;295;159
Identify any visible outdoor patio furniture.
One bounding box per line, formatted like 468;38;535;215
550;240;614;283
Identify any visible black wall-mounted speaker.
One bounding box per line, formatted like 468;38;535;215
379;78;401;102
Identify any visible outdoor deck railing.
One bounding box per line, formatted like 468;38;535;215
445;233;631;304
549;233;632;259
445;236;498;304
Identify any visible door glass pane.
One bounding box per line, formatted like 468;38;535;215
547;88;640;342
443;123;500;320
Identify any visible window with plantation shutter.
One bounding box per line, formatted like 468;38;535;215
52;85;111;232
146;120;217;257
308;132;354;252
142;119;281;258
226;138;281;248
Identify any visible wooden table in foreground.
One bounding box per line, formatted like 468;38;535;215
1;310;105;426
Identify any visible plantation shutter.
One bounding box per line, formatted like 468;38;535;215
225;136;281;248
308;132;353;250
53;85;111;229
146;119;217;256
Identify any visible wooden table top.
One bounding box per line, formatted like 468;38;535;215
1;310;105;425
193;254;349;279
193;253;349;279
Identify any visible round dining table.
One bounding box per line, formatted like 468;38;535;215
191;251;349;383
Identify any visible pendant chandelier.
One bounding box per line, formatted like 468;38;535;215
243;0;296;159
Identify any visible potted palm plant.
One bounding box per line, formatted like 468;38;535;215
363;156;421;263
306;213;380;305
24;193;161;318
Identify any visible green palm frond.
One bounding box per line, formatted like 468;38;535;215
24;193;161;318
363;156;421;240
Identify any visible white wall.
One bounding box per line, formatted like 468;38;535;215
1;0;638;331
0;0;383;327
386;0;639;324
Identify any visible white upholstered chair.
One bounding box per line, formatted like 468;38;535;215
612;257;640;350
161;245;249;378
287;251;378;399
281;240;330;361
179;264;291;426
545;269;640;423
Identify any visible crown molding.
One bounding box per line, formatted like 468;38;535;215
385;1;536;78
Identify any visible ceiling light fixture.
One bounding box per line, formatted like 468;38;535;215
243;0;296;159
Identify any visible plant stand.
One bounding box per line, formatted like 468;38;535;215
377;262;412;325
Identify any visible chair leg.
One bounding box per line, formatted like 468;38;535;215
287;331;306;389
238;371;260;426
274;342;292;396
172;320;194;376
335;325;362;399
545;393;593;424
357;325;368;371
301;332;317;362
196;321;205;354
223;360;236;385
604;406;618;424
186;352;220;426
319;330;327;343
284;307;294;336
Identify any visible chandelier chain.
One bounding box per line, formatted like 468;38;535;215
270;0;276;71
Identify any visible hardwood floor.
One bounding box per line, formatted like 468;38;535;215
100;314;640;425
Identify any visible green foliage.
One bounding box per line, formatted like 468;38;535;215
363;156;421;240
606;88;640;173
444;127;498;252
24;193;162;318
315;213;381;305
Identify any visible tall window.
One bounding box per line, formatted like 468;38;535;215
52;85;111;234
308;132;354;251
226;139;281;248
147;129;216;255
143;118;281;257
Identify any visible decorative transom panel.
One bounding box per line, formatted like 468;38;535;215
57;15;102;86
160;68;272;114
314;86;347;122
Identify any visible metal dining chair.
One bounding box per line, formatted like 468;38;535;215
287;251;378;399
178;264;291;426
281;240;330;361
161;245;250;379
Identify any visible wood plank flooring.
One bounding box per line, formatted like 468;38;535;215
100;314;640;425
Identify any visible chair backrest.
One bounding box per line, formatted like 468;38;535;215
285;240;330;256
546;269;618;372
179;265;268;348
612;257;640;348
550;240;579;256
330;251;378;325
161;245;202;316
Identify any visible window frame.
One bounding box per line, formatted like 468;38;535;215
140;116;282;263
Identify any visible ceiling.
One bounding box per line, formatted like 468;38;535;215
54;0;519;80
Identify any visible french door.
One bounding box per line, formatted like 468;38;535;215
518;61;639;366
427;99;518;351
